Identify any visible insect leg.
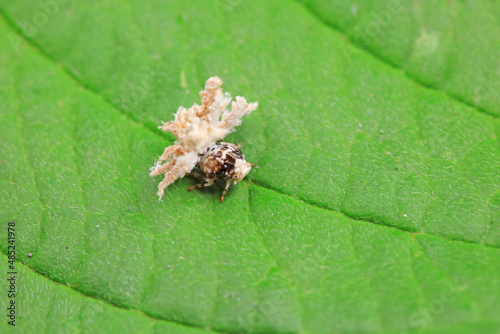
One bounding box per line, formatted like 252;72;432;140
220;179;232;203
188;178;214;191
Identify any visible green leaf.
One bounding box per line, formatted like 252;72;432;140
301;0;500;118
1;253;217;334
0;0;499;333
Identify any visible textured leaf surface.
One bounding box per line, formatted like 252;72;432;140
301;0;500;118
0;0;499;333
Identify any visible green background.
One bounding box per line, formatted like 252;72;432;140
0;0;499;333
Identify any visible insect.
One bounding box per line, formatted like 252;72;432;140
188;142;253;202
150;76;258;201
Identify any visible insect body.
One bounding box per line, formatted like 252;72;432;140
188;142;253;202
150;77;258;201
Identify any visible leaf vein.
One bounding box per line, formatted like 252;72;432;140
296;0;499;120
248;181;500;251
0;250;226;334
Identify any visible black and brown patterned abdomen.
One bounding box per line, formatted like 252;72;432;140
198;142;245;180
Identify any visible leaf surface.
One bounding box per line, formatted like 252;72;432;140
0;0;499;333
